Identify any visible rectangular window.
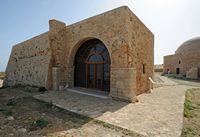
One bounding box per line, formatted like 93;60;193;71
143;64;146;74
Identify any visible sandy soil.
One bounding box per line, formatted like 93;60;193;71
0;87;138;137
0;79;3;88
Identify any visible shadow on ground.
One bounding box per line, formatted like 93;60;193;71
0;86;139;137
34;90;129;118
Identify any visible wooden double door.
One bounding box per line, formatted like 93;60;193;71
86;63;103;90
74;39;110;92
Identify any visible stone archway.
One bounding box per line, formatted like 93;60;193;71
73;39;111;92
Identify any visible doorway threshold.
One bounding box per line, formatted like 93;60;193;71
67;87;110;99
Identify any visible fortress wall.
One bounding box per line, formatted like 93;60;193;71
3;32;51;88
127;8;154;95
3;6;154;102
164;53;200;76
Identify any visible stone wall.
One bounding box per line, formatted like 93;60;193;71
127;9;154;95
63;6;138;102
57;6;153;101
186;68;198;79
48;20;68;90
164;53;200;77
4;6;154;102
4;32;51;87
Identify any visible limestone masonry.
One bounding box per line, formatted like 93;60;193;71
164;37;200;79
4;6;154;102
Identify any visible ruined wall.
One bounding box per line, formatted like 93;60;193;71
164;53;200;77
3;32;51;87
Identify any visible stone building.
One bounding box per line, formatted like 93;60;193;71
164;37;200;79
4;6;154;102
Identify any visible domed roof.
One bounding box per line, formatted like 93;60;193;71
175;37;200;54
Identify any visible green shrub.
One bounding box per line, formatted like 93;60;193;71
0;108;13;117
29;118;49;131
182;127;196;137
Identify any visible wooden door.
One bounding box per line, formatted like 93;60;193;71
87;63;103;90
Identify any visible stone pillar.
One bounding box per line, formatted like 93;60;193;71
48;19;66;68
109;68;138;102
52;67;67;91
48;19;68;88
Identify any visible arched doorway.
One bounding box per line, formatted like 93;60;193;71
74;39;110;92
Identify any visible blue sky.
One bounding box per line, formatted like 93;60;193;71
1;0;200;71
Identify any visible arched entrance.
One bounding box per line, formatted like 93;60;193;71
74;39;110;92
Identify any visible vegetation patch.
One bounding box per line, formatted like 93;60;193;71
29;118;49;131
0;87;143;136
182;127;196;137
184;91;194;118
0;108;13;117
181;88;200;137
94;120;143;137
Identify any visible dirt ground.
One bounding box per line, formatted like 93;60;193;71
0;86;141;137
0;79;3;88
181;88;200;137
1;73;200;137
169;78;200;87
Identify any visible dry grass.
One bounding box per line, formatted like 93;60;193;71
181;88;200;137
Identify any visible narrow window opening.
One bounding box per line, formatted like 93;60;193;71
178;60;181;64
143;64;146;74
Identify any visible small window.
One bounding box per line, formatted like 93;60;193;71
178;60;181;64
143;64;146;74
